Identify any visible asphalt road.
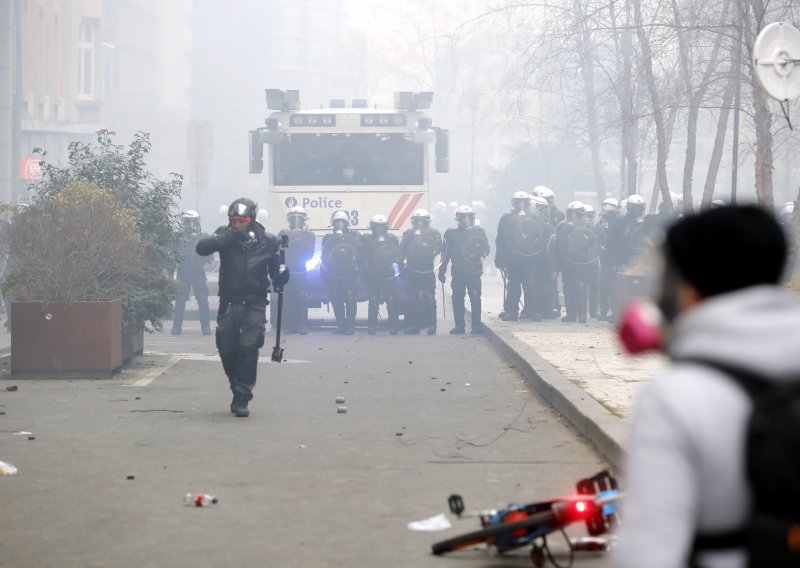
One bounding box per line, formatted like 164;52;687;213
0;321;613;568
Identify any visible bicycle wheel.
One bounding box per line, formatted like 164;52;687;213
431;510;556;555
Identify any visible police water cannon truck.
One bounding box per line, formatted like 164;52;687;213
249;89;449;308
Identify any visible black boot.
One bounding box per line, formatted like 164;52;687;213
230;394;250;418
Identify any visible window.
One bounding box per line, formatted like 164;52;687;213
273;134;425;186
77;19;96;99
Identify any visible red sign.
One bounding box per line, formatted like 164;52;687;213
20;157;43;180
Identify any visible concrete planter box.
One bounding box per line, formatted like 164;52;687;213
11;300;123;378
122;327;144;365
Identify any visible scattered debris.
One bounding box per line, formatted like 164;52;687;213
5;385;18;392
440;388;446;392
129;409;184;413
0;460;18;475
337;406;347;414
127;475;135;480
335;396;345;404
465;383;471;387
407;513;452;532
13;431;32;436
297;444;307;449
396;432;403;436
184;493;217;507
27;436;34;441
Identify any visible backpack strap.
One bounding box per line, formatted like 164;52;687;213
675;357;767;565
675;357;771;399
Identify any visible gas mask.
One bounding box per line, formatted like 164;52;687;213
617;246;681;354
332;219;348;234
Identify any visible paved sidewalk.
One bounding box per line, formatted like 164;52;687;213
474;273;666;469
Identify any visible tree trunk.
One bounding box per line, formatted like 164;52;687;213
621;2;638;196
701;75;735;209
748;0;774;209
574;0;606;203
675;0;729;215
632;0;671;208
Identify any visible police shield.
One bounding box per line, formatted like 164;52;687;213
406;231;441;273
321;233;358;278
503;211;551;257
565;226;602;265
458;227;490;274
370;238;401;278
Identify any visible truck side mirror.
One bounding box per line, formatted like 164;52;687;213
249;130;264;174
434;128;449;173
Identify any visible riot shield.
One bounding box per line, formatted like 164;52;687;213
565;225;602;265
503;211;551;257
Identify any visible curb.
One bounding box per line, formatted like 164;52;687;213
476;313;627;470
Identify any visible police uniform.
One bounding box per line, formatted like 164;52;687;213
495;208;552;320
554;214;603;323
276;227;315;334
439;224;490;333
400;225;442;334
321;226;362;334
360;231;402;334
173;230;212;335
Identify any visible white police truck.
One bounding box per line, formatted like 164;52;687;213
248;89;449;308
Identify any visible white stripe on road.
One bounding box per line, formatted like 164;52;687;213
125;351;308;387
126;355;182;387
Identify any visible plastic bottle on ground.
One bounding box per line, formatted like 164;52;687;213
184;493;218;507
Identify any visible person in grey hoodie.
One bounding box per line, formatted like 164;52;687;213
616;205;796;568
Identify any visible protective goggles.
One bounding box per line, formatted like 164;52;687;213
229;215;252;223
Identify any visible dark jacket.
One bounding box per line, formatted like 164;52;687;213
196;222;281;303
177;232;211;278
278;228;316;273
440;226;490;277
360;232;402;280
400;227;442;273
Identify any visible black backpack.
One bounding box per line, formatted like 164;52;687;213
685;358;800;567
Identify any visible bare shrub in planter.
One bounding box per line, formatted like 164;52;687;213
5;181;149;302
22;130;183;332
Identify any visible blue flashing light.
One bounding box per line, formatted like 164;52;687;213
306;253;322;272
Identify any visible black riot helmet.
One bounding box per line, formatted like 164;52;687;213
228;198;258;226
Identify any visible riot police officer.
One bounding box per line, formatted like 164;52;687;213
196;198;287;418
401;209;442;335
533;185;565;226
439;205;490;334
172;210;212;336
276;206;316;335
598;198;620;320
495;192;552;321
554;201;603;323
609;193;649;272
321;210;362;334
360;214;402;335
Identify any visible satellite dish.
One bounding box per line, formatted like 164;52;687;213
753;22;800;102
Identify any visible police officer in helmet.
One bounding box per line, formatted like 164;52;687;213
196;198;288;418
172;210;212;336
321;210;362;334
495;191;547;321
401;209;443;335
439;205;490;334
276;206;315;335
361;214;402;334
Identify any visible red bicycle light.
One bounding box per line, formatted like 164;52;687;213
575;501;587;514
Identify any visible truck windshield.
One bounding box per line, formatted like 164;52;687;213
272;133;424;186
